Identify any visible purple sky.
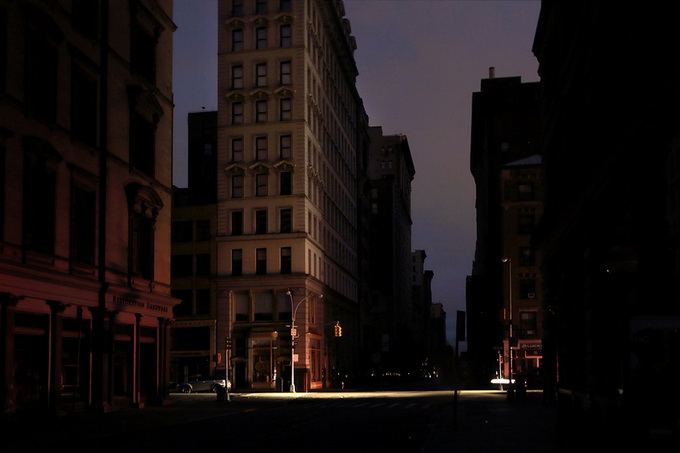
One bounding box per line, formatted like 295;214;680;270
172;0;541;345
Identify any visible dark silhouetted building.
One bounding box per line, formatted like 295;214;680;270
468;71;542;388
533;1;680;448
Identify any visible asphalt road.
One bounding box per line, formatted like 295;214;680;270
91;389;453;452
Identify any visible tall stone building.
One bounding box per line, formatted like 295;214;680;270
0;0;177;413
216;0;368;391
365;126;417;375
467;73;542;387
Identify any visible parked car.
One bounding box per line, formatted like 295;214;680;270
178;376;231;393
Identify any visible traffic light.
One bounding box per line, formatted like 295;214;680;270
225;337;232;350
334;322;342;337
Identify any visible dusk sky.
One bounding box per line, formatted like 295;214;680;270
172;0;542;345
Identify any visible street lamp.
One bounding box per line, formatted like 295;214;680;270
286;289;323;393
501;257;514;393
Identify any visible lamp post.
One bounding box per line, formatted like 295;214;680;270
502;257;514;394
286;289;322;393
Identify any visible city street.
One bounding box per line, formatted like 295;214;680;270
5;380;572;453
92;389;453;452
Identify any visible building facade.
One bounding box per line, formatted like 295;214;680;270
0;0;177;413
532;1;680;446
215;0;367;391
365;126;417;375
467;72;542;387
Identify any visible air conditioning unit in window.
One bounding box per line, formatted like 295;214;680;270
528;292;536;299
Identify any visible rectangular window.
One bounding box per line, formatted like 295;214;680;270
280;208;292;232
256;100;267;123
281;247;292;274
254;292;274;321
256;0;268;14
280;0;292;12
171;255;192;278
232;137;244;161
71;64;98;147
24;32;57;121
72;0;99;38
519;279;537;300
231;211;243;235
255;209;267;234
23;150;56;254
172;289;192;316
232;29;244;51
195;254;211;276
280;171;292;195
232;174;244;198
232;102;244;125
518;183;534;201
232;64;243;89
280;134;292;158
232;0;244;17
131;21;156;83
517;214;535;235
256;63;267;87
280;98;292;121
519;246;535;266
71;186;96;265
280;60;291;85
520;311;538;336
256;27;267;50
129;112;155;176
256;136;268;160
232;249;243;276
196;220;211;241
131;213;154;279
277;293;291;320
256;173;268;197
256;248;267;275
172;221;193;242
280;24;292;48
195;289;210;315
235;292;249;321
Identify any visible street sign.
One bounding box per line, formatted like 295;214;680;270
293;353;299;362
